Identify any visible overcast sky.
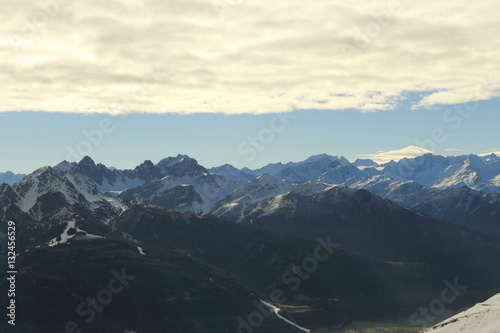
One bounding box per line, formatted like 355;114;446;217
1;0;499;173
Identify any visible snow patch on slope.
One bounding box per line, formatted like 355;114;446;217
137;246;146;256
422;293;500;333
48;220;104;246
260;300;311;333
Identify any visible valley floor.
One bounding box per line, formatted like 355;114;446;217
315;321;422;333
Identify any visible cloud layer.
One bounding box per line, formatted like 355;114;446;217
2;0;500;114
358;146;433;163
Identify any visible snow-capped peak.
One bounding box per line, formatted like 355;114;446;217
78;155;96;167
12;166;113;213
255;173;287;185
54;160;76;172
302;154;339;163
156;154;192;169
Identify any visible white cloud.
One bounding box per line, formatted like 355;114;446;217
358;146;433;163
478;151;500;157
1;0;500;114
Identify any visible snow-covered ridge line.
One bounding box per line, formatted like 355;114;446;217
3;153;499;235
6;152;500;194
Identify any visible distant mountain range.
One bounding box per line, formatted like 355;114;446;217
0;171;25;185
5;152;499;190
1;153;499;332
1;152;499;237
30;152;496;234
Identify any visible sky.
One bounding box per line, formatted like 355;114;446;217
1;0;499;173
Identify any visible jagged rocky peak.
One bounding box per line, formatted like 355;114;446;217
137;159;155;169
277;157;343;183
134;160;165;182
77;155;97;169
484;152;498;159
135;160;155;174
208;164;253;181
303;153;338;162
337;156;352;165
75;156;113;172
156;154;208;178
15;166;63;191
254;173;287;185
13;166;95;199
71;156;120;187
156;154;193;168
4;164;120;230
75;156;100;177
54;160;76;171
480;153;499;166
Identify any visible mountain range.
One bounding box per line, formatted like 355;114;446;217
1;153;499;332
6;152;499;190
0;171;25;186
37;152;499;235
